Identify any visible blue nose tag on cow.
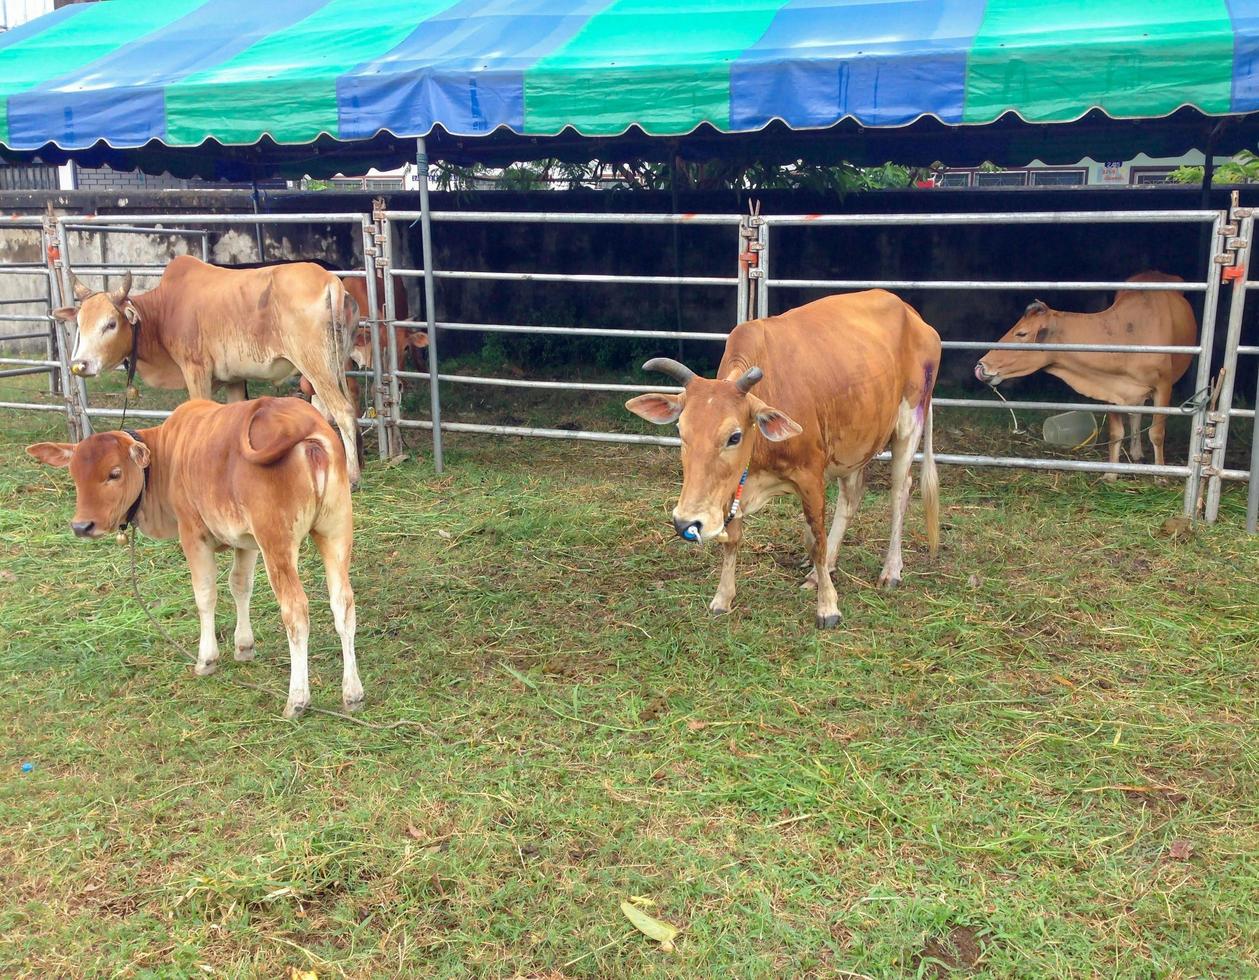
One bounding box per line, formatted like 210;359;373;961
683;525;700;541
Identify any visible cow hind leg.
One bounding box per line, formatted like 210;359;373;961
229;547;259;661
1104;412;1125;482
1151;381;1173;471
312;528;363;712
804;470;865;590
224;382;249;404
879;400;923;591
182;369;214;403
259;540;311;719
1128;410;1145;463
180;533;220;677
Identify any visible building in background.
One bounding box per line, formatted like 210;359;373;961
934;152;1221;189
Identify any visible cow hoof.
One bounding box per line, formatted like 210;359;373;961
1102;472;1119;484
878;576;901;592
801;572;818;591
343;693;365;713
194;659;219;677
815;612;842;629
283;700;309;720
708;602;731;617
234;643;256;662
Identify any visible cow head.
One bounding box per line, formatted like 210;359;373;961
52;273;138;378
348;327;429;370
975;300;1056;386
27;431;149;539
626;357;801;543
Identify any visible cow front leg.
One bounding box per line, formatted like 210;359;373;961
313;529;363;711
229;547;259;661
181;368;214;403
798;478;840;628
1151;381;1173;474
259;542;310;719
180;533;220;676
224;382;249;404
709;520;742;616
1104;411;1124;482
880;406;923;590
804;470;865;590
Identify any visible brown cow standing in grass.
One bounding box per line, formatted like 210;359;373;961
27;397;361;719
975;272;1198;477
54;256;363;485
627;291;941;628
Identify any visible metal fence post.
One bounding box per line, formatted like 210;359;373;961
1248;366;1259;532
1184;210;1228;517
360;214;390;459
375;199;404;458
417;137;444;473
42;214;90;441
755;213;769;320
736;213;752;323
1205;196;1253;522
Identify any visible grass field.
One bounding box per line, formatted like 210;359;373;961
0;376;1256;977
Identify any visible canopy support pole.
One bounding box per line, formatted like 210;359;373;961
417;137;444;474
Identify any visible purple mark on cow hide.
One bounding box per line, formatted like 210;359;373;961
917;363;935;422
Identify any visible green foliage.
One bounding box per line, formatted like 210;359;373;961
1171;150;1259;186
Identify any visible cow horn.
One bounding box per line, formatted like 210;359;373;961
109;271;133;306
734;366;763;393
72;276;92;301
642;357;696;386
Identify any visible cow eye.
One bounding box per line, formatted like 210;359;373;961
107;467;122;481
103;320;116;332
726;431;742;447
1014;330;1027;338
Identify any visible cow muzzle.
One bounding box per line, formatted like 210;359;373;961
974;361;999;386
672;516;703;542
70;519;98;538
70;358;99;378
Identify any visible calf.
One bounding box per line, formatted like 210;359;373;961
28;397;361;718
627;292;941;627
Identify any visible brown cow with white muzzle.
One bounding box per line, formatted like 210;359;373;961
627;291;941;628
27;397;361;719
975;272;1198;477
54;256;363;486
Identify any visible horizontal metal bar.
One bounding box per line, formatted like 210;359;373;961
768;278;1207;293
393;268;737;287
383;210;743;226
763;210;1220;227
0;331;54;341
0;365;54;379
1237;346;1259;355
936;397;1187;415
0;266;50;275
0;401;64;412
0;218;43;228
0;357;58;367
69;264;172;273
396;418;682;446
396;319;731;342
395;370;683;394
0;313;50;323
64;224;210;237
949;340;1200;353
0;297;46;306
64;213;365;226
1230;407;1256;419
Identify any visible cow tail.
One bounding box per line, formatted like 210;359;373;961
921;402;939;558
240;400;319;466
326;281;357;402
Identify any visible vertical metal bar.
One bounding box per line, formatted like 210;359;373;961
417;137;444;473
1184;210;1226;517
200;230;210;263
45;267;59;396
756;218;770;320
380;212;404;455
1247;363;1259;533
360;217;388;459
1205;211;1253;522
45;221;90;441
736;215;750;325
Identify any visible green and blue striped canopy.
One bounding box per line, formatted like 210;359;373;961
2;0;1259;154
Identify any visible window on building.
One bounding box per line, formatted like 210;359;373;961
974;171;1028;187
937;171;971;188
1029;168;1087;187
1130;167;1178;185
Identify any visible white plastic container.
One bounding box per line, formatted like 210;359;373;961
1042;410;1099;448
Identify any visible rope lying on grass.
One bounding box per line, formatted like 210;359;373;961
125;531;434;733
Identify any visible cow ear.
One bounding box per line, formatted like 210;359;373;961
51;307;77;322
409;330;429;349
1034;325;1050;343
123;302;140;325
754;407;803;442
27;442;74;468
129;440;151;469
625;392;683;425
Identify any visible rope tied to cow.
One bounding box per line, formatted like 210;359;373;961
122;529;434;734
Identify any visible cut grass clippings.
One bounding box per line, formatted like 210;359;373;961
0;389;1255;977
